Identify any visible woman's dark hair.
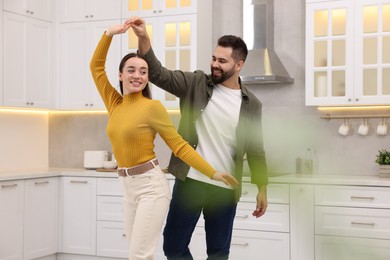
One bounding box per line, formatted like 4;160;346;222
118;53;152;99
217;35;248;63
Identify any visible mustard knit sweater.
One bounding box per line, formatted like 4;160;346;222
90;33;216;178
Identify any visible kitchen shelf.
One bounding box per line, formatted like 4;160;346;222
320;113;390;120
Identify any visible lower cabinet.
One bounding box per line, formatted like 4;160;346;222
0;177;58;260
62;177;97;255
314;185;390;260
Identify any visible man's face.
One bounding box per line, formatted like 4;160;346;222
210;46;237;85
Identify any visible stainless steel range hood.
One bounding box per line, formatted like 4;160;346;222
240;0;294;84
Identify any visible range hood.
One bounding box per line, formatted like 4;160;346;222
240;0;294;84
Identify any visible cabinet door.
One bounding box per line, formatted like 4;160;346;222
59;20;120;109
0;180;24;260
3;12;53;108
23;178;58;259
122;0;197;18
3;0;53;22
290;184;314;260
354;0;390;105
62;177;97;255
305;0;355;106
122;14;196;109
60;0;121;22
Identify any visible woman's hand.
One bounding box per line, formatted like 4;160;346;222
105;23;132;37
211;172;239;188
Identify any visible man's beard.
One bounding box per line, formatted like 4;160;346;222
211;67;235;85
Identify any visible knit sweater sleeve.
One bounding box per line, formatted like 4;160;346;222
90;33;122;113
149;101;216;178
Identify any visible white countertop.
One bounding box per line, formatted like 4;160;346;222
1;168;390;187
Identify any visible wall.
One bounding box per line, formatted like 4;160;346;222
47;0;389;175
0;110;48;171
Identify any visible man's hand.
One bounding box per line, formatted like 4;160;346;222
123;17;151;55
252;185;267;218
211;172;239;188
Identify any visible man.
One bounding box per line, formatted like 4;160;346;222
129;17;268;260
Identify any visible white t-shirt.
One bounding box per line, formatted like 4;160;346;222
187;84;242;189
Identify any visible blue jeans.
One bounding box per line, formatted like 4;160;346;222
163;178;237;260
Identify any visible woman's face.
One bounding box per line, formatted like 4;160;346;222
119;57;149;95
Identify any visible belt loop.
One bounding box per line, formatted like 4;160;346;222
150;159;156;167
125;168;130;177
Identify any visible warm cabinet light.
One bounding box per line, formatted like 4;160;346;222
0;107;49;114
318;106;390;111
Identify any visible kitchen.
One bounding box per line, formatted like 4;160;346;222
1;0;390;260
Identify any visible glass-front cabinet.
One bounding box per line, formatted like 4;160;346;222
122;0;198;109
306;0;390;106
122;0;196;18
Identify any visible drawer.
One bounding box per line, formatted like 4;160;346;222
96;221;127;258
240;183;289;204
234;202;289;232
97;196;123;221
315;185;390;208
97;178;121;196
190;227;289;260
316;235;390;260
315;206;390;239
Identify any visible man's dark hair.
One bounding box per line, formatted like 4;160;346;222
217;35;248;62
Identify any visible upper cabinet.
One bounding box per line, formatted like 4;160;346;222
3;0;54;22
121;0;209;109
306;0;390;106
59;0;122;23
121;0;197;18
3;12;54;108
58;0;122;110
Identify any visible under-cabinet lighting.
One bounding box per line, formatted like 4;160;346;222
0;107;49;114
318;106;390;111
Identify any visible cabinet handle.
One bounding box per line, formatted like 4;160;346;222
70;180;88;184
351;221;375;226
231;241;248;246
35;180;49;185
1;183;18;188
235;214;248;219
122;234;126;237
350;196;375;200
241;191;248;195
90;15;94;18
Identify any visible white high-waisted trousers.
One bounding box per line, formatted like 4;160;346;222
119;165;171;260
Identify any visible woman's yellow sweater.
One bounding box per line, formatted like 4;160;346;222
90;33;216;178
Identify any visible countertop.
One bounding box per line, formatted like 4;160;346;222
1;168;390;187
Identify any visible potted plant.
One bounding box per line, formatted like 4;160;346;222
375;149;390;177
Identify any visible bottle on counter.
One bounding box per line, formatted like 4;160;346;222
296;157;302;174
304;148;313;174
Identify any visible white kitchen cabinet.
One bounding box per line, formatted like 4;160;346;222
96;178;127;258
314;184;390;260
0;177;58;260
305;0;390;106
289;184;315;260
121;0;197;18
59;20;121;109
0;180;24;260
23;178;59;259
3;0;54;22
62;177;97;255
60;0;122;23
3;12;54;108
121;0;211;109
190;183;291;259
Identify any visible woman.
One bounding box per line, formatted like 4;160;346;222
90;23;238;260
